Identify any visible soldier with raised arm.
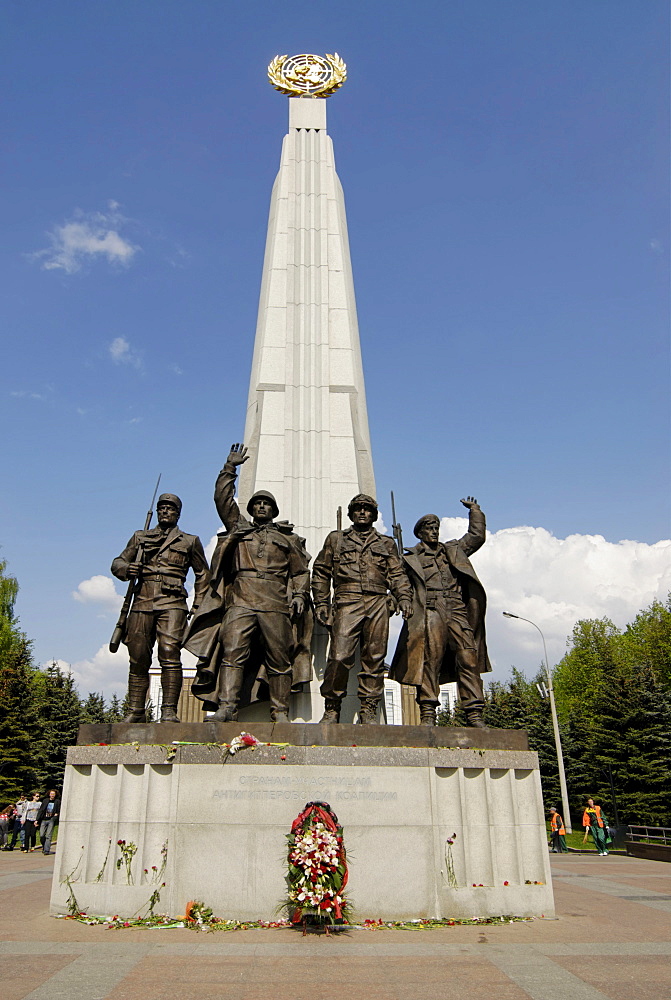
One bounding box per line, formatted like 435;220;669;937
389;497;491;727
186;444;310;723
312;494;413;724
111;494;210;723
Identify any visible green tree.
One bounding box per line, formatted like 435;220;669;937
34;662;82;790
0;560;39;800
80;692;107;723
105;693;126;722
553;617;622;720
590;661;671;826
621;597;671;692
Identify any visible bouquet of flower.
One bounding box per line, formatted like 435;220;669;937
285;801;349;926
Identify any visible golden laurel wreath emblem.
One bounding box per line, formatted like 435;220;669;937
268;53;347;98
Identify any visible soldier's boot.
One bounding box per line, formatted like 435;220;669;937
269;673;292;724
160;668;182;723
466;709;487;729
357;699;379;725
209;666;244;723
419;704;437;727
319;699;341;724
122;672;149;724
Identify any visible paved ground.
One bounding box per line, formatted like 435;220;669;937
1;849;670;999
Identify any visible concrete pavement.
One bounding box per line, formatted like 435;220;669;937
1;849;670;999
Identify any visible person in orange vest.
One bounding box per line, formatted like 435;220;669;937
582;797;609;855
549;806;567;853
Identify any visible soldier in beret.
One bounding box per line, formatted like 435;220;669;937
312;494;413;724
389;498;491;727
185;444;310;723
112;494;210;723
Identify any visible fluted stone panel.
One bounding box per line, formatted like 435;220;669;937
51;746;555;922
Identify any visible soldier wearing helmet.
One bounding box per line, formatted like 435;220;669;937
111;493;210;723
312;494;413;724
186;443;310;723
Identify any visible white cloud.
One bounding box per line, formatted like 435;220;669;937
47;647;129;699
11;390;45;400
434;518;671;679
72;575;123;613
109;336;143;370
33;202;139;274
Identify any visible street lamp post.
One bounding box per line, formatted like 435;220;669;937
503;612;573;833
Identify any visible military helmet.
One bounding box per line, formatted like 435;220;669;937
347;493;378;516
157;493;182;515
247;489;279;519
413;514;440;538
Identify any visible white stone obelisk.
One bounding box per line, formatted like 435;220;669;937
238;97;375;555
237;91;376;722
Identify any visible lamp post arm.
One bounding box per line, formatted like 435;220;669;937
503;612;572;833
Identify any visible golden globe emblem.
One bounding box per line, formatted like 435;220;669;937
268;53;347;98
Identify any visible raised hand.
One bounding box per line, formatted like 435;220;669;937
460;496;479;510
227;443;249;466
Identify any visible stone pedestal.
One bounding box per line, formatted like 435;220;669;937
50;725;554;922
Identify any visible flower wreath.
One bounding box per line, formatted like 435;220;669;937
286;801;349;925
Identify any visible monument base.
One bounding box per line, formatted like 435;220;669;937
51;729;554;922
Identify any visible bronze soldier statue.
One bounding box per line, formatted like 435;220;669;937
389;498;491;727
312;494;413;724
111;494;210;723
185;444;310;723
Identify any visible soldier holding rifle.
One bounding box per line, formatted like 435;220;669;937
111;493;210;723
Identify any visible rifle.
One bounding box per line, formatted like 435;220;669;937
109;474;162;653
390;490;404;554
336;505;342;531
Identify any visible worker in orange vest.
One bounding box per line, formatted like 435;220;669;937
549;806;567;853
582;797;609;855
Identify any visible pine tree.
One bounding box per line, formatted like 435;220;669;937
105;693;125;722
590;661;671;826
0;637;39;801
80;692;107;723
0;559;39;800
34;662;82;790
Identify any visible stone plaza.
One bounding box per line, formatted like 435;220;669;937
4;849;671;1000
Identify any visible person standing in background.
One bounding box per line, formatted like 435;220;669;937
550;806;567;853
36;790;60;855
583;797;609;855
8;795;28;851
23;793;41;852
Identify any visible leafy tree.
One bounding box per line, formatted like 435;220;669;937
553;617;621;720
621;597;671;692
550;596;671;826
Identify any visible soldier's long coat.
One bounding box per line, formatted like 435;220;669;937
389;507;492;688
183;523;313;711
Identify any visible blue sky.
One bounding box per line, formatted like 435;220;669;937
1;1;668;696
